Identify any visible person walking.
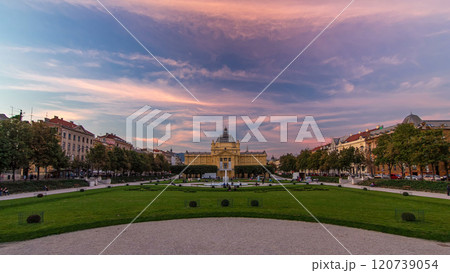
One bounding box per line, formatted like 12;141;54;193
447;184;450;196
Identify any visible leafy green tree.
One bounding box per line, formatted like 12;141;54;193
53;148;69;177
279;153;297;172
0;118;32;181
30;121;62;180
87;143;107;176
353;148;366;177
414;129;449;180
296;149;311;173
392;123;420;178
308;150;325;174
339;147;355;175
325;150;340;175
373;134;397;177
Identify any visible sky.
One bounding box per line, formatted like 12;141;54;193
0;0;449;157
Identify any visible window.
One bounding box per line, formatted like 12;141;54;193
220;158;223;161
82;137;85;143
63;132;66;139
81;155;84;161
62;142;65;149
78;145;80;152
82;146;84;152
228;158;231;161
78;136;80;142
68;133;71;140
73;143;75;151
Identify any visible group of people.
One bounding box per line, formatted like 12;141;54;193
0;187;10;196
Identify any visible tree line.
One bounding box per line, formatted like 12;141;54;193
279;124;449;179
0;117;170;181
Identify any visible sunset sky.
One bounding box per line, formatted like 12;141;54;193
1;0;449;156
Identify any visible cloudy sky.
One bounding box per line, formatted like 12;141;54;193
1;0;449;156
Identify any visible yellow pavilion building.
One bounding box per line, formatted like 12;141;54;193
184;128;267;178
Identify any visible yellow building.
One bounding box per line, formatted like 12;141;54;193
184;128;267;178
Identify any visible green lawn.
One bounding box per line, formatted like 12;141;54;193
0;185;449;243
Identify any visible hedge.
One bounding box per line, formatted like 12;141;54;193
0;179;89;194
359;179;449;193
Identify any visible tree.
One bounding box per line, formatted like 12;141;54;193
324;150;340;175
30;121;62;180
353;148;366;177
296;149;311;173
308;150;325;174
338;147;355;175
279;153;297;172
86;143;107;176
414;129;450;180
392;123;419;178
373;134;397;177
0;118;32;181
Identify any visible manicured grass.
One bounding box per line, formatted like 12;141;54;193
0;185;449;243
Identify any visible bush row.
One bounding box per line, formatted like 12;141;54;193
359;179;449;193
0;179;89;194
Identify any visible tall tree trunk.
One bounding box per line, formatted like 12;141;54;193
37;166;40;181
12;167;16;182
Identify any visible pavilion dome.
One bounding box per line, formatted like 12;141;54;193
216;127;235;143
402;113;422;125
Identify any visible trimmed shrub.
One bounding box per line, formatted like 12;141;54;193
401;212;416;222
403;192;409;196
107;186;111;188
250;200;259;207
79;189;85;192
211;186;215;188
338;185;342;188
320;183;324;185
269;184;272;186
221;199;230;207
363;187;368;191
189;201;197;208
37;193;44;198
126;183;129;186
26;214;41;224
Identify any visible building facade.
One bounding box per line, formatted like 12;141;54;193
184;128;267;178
45;116;95;161
95;133;133;150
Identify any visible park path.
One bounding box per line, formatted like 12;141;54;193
1;178;449;201
1;218;449;255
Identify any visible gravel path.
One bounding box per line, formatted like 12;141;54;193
1;218;449;255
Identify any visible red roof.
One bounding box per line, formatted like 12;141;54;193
344;129;376;143
46;116;94;136
98;133;128;144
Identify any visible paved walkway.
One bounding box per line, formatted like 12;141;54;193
1;178;449;201
1;218;449;255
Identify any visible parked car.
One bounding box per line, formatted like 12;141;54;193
390;174;401;179
423;175;440;181
405;175;419;180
